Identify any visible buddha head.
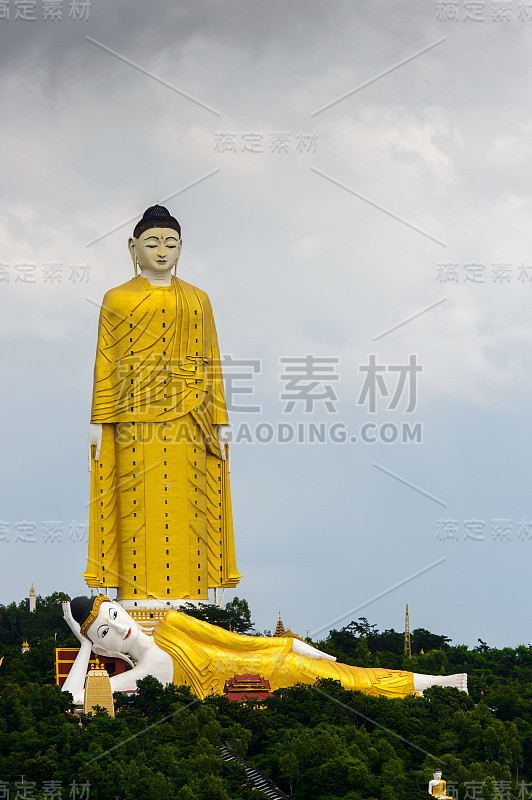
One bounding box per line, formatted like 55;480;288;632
71;594;145;665
433;772;443;782
128;204;182;275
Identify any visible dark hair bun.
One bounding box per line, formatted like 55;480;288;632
133;205;181;239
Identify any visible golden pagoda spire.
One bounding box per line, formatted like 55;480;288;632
275;612;285;637
404;604;412;659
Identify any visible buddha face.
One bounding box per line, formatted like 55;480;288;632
86;600;141;656
128;227;182;273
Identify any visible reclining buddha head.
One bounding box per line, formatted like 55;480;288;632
71;595;144;663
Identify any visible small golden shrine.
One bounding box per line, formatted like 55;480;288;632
83;660;115;717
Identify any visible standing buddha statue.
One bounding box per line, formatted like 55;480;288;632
83;205;241;615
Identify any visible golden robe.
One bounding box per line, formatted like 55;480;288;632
153;611;415;700
84;275;241;601
431;780;452;799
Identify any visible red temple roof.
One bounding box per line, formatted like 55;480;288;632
223;674;273;701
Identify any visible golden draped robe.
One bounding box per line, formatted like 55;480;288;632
430;780;452;799
84;275;241;601
153;611;415;700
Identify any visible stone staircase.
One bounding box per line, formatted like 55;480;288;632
219;742;290;799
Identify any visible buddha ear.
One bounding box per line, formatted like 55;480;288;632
91;643;135;669
127;237;139;275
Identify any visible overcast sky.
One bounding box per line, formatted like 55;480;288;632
2;0;532;648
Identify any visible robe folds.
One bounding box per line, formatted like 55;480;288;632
84;275;241;601
430;780;453;800
153;611;416;700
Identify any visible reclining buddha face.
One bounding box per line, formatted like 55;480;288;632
86;600;140;655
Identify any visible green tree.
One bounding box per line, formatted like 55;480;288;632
180;597;254;634
226;723;251;762
279;751;299;796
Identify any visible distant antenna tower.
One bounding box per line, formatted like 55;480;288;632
404;604;412;658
